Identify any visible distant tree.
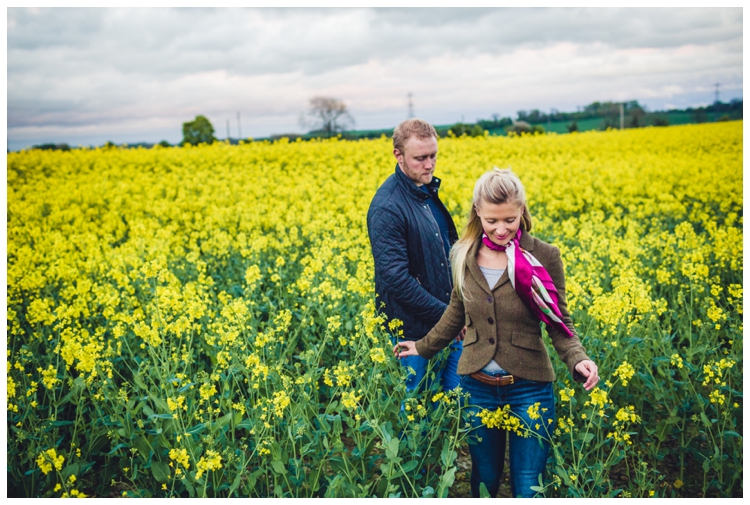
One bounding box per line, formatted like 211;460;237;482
182;115;216;146
158;140;172;148
477;115;512;131
299;97;354;137
33;143;71;151
567;122;578;133
652;115;669;127
510;121;532;134
525;109;544;123
628;105;646;128
530;124;545;134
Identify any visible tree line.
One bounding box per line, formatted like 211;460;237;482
27;97;744;151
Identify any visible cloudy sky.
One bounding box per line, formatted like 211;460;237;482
6;6;744;150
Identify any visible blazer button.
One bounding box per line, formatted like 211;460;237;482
489;338;495;344
488;317;494;324
487;296;492;303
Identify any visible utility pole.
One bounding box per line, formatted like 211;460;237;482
407;93;414;119
237;111;242;139
620;103;624;130
715;83;721;103
226;119;230;141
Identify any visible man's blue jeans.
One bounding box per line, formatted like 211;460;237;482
460;372;556;498
399;339;463;393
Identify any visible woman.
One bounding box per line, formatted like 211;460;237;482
393;168;599;498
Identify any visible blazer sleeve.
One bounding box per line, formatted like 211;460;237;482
368;205;448;323
544;245;591;380
414;285;465;359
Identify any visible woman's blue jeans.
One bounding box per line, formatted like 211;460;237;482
398;339;463;393
460;373;556;498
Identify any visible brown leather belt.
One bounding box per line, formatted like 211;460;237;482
470;372;515;387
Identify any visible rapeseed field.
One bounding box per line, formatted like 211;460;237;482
6;121;742;497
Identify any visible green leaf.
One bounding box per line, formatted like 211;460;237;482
479;482;491;498
422;486;435;497
149;413;174;420
724;430;742;438
187;423;206;436
49;420;74;427
400;460;418;474
214;412;233;431
385;438;399;459
61;462;79;481
151;461;170;483
183;478;195;498
440;442;457;467
149;393;170;413
134;436;151;461
229;471;243;497
177;382;195;394
655;416;680;441
437;467;457;498
700;411;712;428
236;418;253;430
271;460;287;475
106;443;129;456
134;374;148;391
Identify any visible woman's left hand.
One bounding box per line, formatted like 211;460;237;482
575;360;599;391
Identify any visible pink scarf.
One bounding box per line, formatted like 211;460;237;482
481;229;575;338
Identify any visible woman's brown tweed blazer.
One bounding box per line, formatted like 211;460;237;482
415;232;590;382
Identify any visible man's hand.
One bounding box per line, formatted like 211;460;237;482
393;340;419;359
575;360;600;391
455;326;467;342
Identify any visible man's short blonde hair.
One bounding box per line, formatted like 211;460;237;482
392;119;437;154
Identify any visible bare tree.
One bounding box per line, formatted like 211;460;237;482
299;97;354;137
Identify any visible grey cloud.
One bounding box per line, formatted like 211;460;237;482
8;8;743;79
6;6;743;147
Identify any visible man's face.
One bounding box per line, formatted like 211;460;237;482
394;135;438;186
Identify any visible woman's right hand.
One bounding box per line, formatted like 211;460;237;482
393;340;418;359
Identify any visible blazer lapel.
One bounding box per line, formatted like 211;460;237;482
492;266;510;291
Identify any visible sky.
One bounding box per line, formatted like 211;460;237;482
5;6;744;150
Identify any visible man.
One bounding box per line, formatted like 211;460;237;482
367;118;462;393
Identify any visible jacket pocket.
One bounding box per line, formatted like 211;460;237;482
511;330;545;352
463;314;478;346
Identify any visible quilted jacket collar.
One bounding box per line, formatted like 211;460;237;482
394;163;441;201
467;232;535;294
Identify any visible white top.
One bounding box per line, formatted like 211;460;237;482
479;266;509;374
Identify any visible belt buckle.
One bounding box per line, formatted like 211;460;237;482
503;375;514;385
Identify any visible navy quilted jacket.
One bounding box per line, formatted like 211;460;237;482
367;165;459;341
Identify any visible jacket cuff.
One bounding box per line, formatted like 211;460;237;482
568;352;592;382
415;338;437;360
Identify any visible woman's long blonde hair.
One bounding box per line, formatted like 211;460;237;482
450;168;533;300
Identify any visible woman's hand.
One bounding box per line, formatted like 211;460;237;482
455;326;467;342
575;360;600;391
393;340;419;359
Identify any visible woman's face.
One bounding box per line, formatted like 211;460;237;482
476;201;523;247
